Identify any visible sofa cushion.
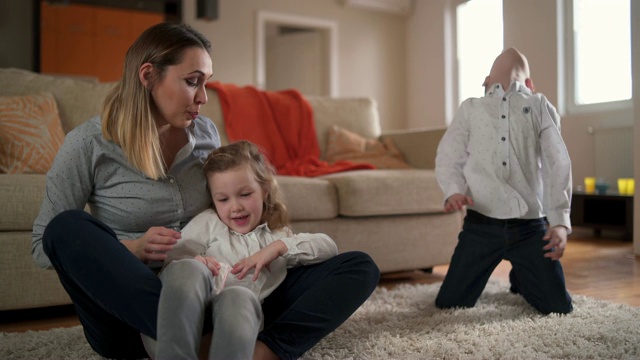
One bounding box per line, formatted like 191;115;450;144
0;93;66;174
0;68;114;133
276;175;338;221
320;169;445;217
325;125;411;169
306;97;381;159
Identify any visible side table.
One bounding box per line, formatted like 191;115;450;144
570;192;633;240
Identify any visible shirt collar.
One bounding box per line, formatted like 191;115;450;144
172;129;196;168
229;222;270;236
485;81;532;98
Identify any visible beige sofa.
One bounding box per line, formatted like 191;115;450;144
0;68;461;311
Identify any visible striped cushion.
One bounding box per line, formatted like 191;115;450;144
0;93;65;174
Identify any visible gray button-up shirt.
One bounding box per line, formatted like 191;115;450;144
32;115;221;269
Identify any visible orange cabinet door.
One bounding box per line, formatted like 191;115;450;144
55;4;95;78
95;7;132;82
40;2;58;74
40;1;164;81
131;11;165;40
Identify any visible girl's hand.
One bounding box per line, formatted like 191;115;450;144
195;255;222;276
445;193;473;212
121;226;181;262
232;240;287;281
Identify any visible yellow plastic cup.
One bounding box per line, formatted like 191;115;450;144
626;178;635;196
618;178;629;195
584;177;596;194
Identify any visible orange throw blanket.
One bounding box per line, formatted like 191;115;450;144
207;82;375;177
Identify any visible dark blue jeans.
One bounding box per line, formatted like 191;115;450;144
43;210;160;359
259;251;380;360
43;210;380;359
435;210;572;315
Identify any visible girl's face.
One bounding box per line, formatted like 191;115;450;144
207;164;267;234
149;47;213;129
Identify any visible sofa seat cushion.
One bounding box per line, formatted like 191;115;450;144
277;175;338;221
0;174;46;231
320;169;445;217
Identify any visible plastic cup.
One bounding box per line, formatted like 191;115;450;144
618;178;628;195
584;177;596;194
626;178;635;196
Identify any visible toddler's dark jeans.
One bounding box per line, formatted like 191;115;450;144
43;209;380;359
435;209;573;315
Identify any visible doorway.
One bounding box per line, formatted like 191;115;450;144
256;11;338;97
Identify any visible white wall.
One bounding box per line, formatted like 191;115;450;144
181;0;408;131
406;0;450;129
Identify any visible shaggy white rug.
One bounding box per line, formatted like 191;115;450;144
2;280;639;359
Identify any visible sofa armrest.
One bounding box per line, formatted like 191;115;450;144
380;127;446;169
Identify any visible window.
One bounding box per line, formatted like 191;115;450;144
564;0;631;113
456;0;503;106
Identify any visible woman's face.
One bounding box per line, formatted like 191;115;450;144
207;164;267;234
149;47;213;129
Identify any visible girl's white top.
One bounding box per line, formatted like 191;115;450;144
164;208;338;300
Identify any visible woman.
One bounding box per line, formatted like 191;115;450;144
33;22;379;360
32;22;218;358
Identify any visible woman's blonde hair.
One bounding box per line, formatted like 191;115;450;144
203;140;289;230
101;22;211;180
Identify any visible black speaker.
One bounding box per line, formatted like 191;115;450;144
197;0;218;20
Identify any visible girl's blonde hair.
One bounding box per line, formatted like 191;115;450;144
101;22;211;180
204;140;289;230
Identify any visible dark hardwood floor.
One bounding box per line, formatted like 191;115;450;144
1;226;638;334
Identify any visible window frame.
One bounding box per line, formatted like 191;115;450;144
561;0;632;115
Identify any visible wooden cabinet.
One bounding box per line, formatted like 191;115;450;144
40;1;165;82
571;192;633;240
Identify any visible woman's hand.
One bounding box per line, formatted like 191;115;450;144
120;226;181;262
231;240;287;281
195;255;222;276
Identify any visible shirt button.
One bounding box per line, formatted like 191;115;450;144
501;115;506;119
501;137;506;141
169;178;175;184
177;209;183;214
503;97;506;101
502;161;507;166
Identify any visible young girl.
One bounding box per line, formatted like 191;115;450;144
143;140;342;359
